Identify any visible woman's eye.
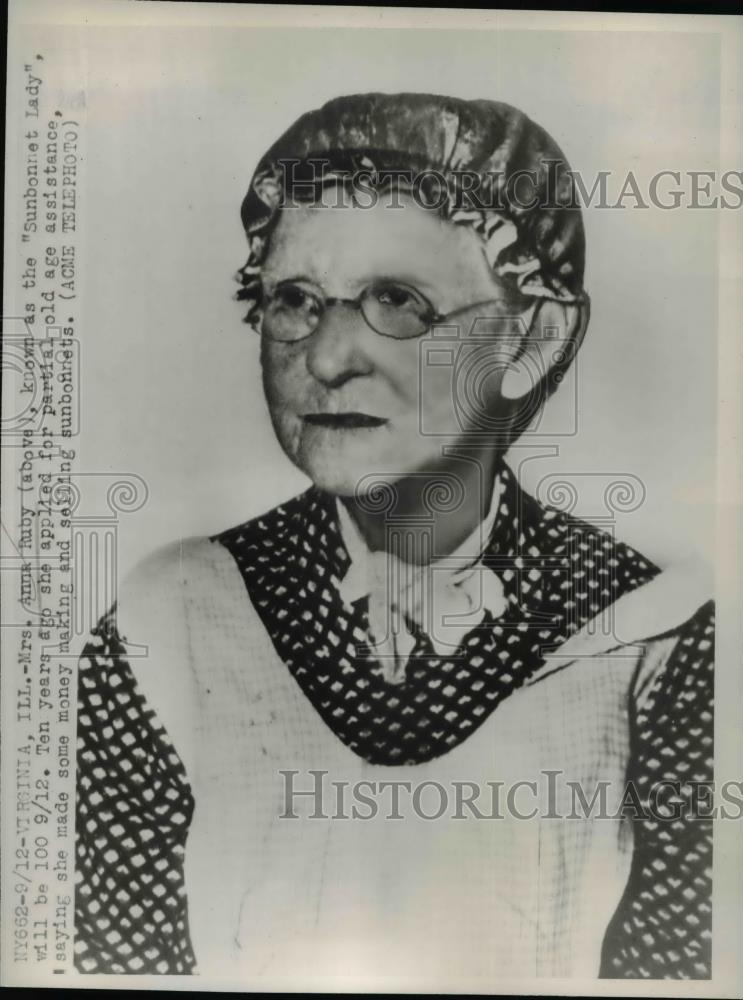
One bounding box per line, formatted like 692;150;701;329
274;284;319;313
376;283;415;309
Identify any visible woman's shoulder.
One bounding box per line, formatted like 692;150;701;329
120;533;229;595
525;554;714;704
90;534;251;779
109;489;320;663
114;531;252;639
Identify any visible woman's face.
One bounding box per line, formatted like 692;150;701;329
259;196;523;496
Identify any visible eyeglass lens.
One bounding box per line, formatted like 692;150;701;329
262;280;435;341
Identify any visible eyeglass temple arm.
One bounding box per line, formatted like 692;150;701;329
432;291;590;325
430;297;522;324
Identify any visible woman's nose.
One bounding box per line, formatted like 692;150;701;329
304;303;374;387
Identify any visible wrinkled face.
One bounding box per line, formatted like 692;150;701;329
259;197;525;496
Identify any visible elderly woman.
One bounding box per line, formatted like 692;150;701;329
74;93;714;983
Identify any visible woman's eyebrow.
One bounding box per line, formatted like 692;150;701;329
267;271;442;299
357;271;440;295
268;274;321;289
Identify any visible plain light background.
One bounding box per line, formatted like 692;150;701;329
74;25;719;577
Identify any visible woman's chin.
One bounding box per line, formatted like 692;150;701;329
300;462;407;498
295;444;418;498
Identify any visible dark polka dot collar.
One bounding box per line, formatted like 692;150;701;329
217;462;658;765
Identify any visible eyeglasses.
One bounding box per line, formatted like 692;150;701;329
261;278;519;343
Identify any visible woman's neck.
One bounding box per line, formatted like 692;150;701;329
342;447;502;565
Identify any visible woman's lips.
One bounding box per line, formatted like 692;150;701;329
303;412;388;429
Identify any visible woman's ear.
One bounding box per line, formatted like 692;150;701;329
499;295;590;405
